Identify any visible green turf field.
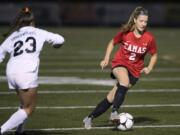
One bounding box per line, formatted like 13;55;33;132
0;26;180;135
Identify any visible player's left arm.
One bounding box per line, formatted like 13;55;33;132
141;34;158;75
141;53;158;75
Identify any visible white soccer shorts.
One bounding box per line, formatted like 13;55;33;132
7;72;38;90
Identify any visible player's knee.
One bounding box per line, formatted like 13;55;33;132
107;94;114;103
106;88;116;103
116;83;128;94
21;103;36;116
118;82;129;88
24;107;35;116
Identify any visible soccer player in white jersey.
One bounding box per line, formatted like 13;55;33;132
0;7;65;135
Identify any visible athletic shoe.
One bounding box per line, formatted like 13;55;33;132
83;117;92;129
109;111;119;122
0;128;2;135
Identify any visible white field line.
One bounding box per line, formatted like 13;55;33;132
7;124;180;132
39;68;180;73
0;89;180;95
1;76;180;86
40;62;97;66
41;56;100;60
40;61;180;69
1;104;180;110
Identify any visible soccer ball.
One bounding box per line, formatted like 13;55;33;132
116;112;134;131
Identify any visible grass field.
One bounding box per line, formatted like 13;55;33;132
0;26;180;135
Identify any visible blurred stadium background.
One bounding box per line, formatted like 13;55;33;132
0;0;180;27
0;0;180;135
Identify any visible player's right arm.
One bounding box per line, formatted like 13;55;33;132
100;32;123;70
100;39;114;70
0;46;6;63
41;29;65;48
0;38;9;63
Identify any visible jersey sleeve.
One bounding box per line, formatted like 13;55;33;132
113;32;123;45
43;30;65;46
148;35;157;55
0;37;11;63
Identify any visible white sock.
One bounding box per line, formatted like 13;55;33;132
15;107;27;133
16;118;27;133
1;109;28;134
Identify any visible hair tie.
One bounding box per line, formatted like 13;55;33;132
25;7;29;13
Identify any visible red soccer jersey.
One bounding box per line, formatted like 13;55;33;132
112;31;157;78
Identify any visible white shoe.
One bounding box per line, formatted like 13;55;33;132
83;117;92;129
109;111;119;121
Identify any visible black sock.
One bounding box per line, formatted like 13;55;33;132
112;84;128;112
88;98;112;119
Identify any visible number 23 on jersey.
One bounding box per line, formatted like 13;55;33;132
14;36;36;57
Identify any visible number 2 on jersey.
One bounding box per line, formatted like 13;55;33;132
14;37;36;57
129;53;136;61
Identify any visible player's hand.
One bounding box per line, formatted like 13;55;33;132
141;67;151;75
53;44;63;49
100;59;109;70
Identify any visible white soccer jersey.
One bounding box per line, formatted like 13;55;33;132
0;26;65;74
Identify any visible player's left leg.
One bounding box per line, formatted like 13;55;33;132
110;67;138;121
110;67;129;121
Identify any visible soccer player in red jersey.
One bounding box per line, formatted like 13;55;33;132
83;6;158;129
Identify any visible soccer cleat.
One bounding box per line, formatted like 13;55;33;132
0;128;2;135
83;117;92;129
109;111;119;122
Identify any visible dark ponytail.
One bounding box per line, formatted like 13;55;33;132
2;7;35;38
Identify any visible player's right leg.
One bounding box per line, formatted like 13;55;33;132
0;73;38;134
83;117;93;130
0;107;28;134
83;97;113;129
0;88;37;134
83;85;118;129
15;115;27;135
10;106;27;135
16;88;37;135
